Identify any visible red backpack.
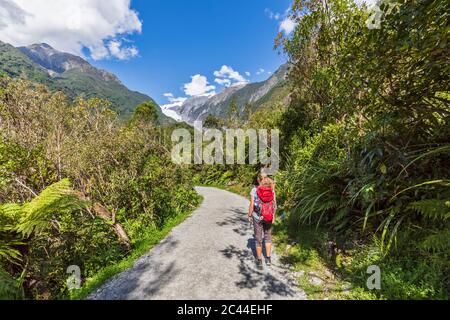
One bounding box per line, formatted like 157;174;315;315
256;186;275;223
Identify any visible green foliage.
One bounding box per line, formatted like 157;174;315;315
156;0;449;300
0;204;23;264
0;265;24;300
203;115;226;129
0;78;199;299
270;0;450;299
16;179;86;237
409;199;450;221
129;101;159;125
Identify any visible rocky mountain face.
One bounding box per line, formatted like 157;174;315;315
18;43;121;83
0;41;169;123
165;63;289;124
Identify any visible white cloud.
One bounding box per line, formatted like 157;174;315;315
245;71;251;77
214;78;232;87
163;92;187;105
214;65;249;87
264;8;281;20
256;68;265;75
0;0;142;60
108;40;138;60
183;74;216;97
279;17;297;35
171;97;188;104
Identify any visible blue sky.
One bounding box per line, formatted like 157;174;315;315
0;0;295;105
92;0;294;105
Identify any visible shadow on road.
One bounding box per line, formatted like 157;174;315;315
220;243;298;299
91;235;181;300
141;261;180;297
217;207;252;237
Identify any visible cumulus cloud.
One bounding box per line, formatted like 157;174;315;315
0;0;29;28
108;40;138;60
0;0;142;60
266;6;298;36
264;8;281;20
163;92;187;104
256;68;265;75
213;65;249;88
245;71;251;77
183;74;216;97
279;16;297;35
215;78;232;87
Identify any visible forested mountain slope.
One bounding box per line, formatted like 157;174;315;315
0;41;170;123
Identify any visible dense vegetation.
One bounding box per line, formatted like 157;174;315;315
196;0;449;299
0;0;448;301
0;78;200;299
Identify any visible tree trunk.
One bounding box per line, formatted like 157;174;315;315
92;203;131;249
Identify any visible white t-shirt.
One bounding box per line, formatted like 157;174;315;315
250;186;257;199
250;187;261;221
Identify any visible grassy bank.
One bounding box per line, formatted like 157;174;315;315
272;220;376;300
273;217;449;300
70;196;203;300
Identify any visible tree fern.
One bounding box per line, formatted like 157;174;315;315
0;203;22;225
17;179;87;237
0;203;23;264
0;265;22;300
0;239;23;264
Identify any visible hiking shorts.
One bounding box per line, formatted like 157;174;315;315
252;217;272;247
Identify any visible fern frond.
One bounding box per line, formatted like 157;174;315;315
0;204;22;231
0;265;22;300
409;199;450;221
420;228;450;253
0;204;24;264
0;239;22;264
392;180;450;199
17;179;87;237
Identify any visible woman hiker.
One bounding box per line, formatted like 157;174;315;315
248;172;277;269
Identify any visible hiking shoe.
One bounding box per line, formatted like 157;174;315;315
266;257;272;266
256;259;264;270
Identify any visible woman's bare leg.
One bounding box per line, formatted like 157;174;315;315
264;226;273;259
265;243;272;258
256;246;263;260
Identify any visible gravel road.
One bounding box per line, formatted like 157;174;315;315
88;187;306;300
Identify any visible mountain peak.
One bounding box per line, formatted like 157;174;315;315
164;63;289;124
29;43;54;49
19;43;87;74
17;43;122;84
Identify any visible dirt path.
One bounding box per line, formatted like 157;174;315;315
88;187;306;300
